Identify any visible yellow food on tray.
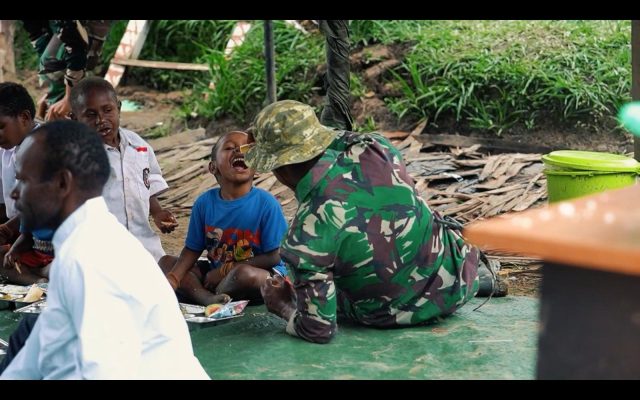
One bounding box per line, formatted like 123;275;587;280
22;285;45;303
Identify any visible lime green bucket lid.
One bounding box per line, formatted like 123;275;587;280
541;150;640;173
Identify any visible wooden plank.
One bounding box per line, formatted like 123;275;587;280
257;176;278;191
424;168;482;182
394;135;415;152
414;134;557;154
492;156;516;178
428;197;460;206
111;58;209;71
511;188;547;212
479;155;501;182
105;20;150;88
454;159;487;168
165;163;204;183
149;128;207;154
405;154;452;163
183;146;215;161
224;21;252;57
270;185;289;198
382;131;410;140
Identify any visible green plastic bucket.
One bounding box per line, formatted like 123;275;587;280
542;150;640;203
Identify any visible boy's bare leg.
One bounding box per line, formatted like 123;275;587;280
0;267;47;286
158;255;230;305
157;255;177;274
178;265;231;306
215;264;270;302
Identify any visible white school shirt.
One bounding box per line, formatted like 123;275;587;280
0;146;17;218
102;128;168;261
0;124;40;219
0;197;209;380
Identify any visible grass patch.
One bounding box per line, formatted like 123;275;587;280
13;20;631;136
380;20;631;134
102;20;236;91
182;20;324;121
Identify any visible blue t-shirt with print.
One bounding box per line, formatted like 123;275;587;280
185;187;287;271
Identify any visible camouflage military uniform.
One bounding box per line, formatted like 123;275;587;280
21;20;112;105
246;100;480;343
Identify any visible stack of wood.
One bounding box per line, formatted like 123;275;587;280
155;130;548;222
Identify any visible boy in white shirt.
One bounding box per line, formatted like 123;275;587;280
69;77;177;270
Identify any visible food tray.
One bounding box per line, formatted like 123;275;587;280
0;284;47;309
182;300;249;329
13;300;47;315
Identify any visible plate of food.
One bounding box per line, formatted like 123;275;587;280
184;300;249;329
179;303;205;318
0;284;46;309
0;284;30;296
13;299;47;314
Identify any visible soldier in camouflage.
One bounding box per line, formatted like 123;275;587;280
245;100;494;344
21;20;112;121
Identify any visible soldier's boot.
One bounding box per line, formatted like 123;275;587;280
476;254;509;298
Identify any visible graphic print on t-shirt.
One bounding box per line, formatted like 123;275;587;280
204;226;260;269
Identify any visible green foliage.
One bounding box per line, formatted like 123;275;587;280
382;20;631;134
183;20;324;121
13;20;632;136
100;20;128;68
353;115;377;133
102;20;237;90
13;22;38;71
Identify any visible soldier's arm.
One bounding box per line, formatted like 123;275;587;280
284;256;337;344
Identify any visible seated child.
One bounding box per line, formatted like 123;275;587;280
164;130;288;306
0;82;51;285
69;77;178;270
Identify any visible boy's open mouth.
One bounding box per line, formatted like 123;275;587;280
231;155;248;171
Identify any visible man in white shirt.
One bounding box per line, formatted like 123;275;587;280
0;120;209;379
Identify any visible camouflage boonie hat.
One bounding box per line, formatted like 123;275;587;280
244;100;338;173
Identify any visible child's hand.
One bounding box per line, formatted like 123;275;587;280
3;246;20;272
153;210;178;233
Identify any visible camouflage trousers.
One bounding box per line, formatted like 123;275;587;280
22;20;111;105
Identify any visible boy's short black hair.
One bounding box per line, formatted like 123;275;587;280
70;77;119;113
33;120;110;193
210;131;248;162
0;82;36;119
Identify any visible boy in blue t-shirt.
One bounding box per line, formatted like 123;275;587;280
165;131;287;306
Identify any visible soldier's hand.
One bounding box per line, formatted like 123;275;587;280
261;274;296;320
